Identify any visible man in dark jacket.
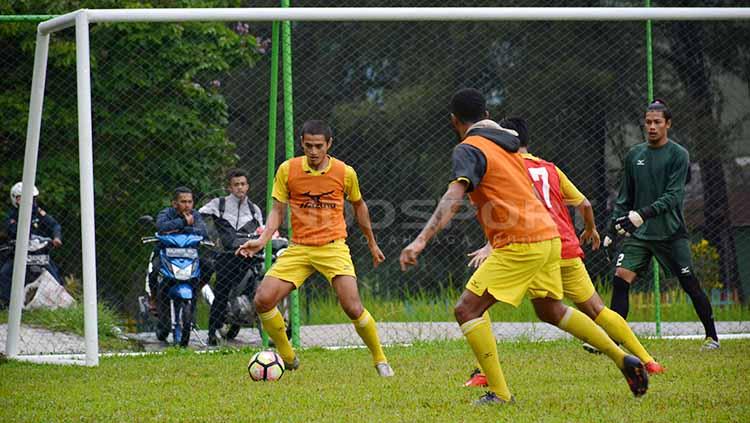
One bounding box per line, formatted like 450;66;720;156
153;186;207;341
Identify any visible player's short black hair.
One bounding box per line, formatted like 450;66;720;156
646;98;672;121
451;88;487;124
499;117;529;147
173;186;193;200
225;168;248;183
300;120;333;141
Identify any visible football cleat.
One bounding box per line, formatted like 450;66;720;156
375;362;395;377
207;331;219;347
473;392;515;406
701;338;720;351
284;355;300;371
582;342;602;355
620;355;649;397
464;368;488;387
645;361;666;375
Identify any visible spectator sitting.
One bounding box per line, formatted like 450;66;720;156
199;168;264;346
153;186;208;341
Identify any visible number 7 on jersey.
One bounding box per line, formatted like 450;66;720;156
528;167;552;209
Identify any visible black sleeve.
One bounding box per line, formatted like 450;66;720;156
450;144;487;192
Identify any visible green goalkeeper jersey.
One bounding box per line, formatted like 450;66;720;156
612;139;689;241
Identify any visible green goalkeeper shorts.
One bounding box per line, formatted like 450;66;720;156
615;237;694;278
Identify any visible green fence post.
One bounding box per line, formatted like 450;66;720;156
645;0;661;338
262;20;282;348
281;0;300;349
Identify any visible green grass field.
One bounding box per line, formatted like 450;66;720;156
2;339;749;421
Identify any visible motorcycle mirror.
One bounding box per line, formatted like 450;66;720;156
137;215;155;227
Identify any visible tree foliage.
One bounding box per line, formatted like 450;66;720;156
0;1;261;305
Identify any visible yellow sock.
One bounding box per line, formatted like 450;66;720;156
557;307;626;368
352;309;387;364
472;311;491;372
595;308;654;364
461;317;511;400
259;308;295;363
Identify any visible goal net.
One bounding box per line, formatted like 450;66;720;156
2;4;749;366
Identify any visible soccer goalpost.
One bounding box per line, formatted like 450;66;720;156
6;6;748;367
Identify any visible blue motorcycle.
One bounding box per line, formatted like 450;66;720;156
141;232;212;347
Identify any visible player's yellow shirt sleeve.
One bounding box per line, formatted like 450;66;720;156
556;166;586;206
344;165;362;202
272;160;291;203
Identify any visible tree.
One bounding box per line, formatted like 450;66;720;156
0;0;262;307
663;19;744;301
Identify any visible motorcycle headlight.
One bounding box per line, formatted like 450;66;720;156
173;264;193;281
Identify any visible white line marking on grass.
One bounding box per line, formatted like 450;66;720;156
658;333;750;340
10;333;750;365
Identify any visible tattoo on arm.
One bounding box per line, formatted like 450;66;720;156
417;184;466;243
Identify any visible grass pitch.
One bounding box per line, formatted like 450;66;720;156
1;339;749;422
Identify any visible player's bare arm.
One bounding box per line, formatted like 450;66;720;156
351;198;385;268
400;181;467;270
236;199;287;258
576;198;601;250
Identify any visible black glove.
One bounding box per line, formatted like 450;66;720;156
614;211;645;237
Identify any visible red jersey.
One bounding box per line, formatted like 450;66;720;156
522;154;585;259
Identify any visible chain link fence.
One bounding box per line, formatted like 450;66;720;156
1;1;749;355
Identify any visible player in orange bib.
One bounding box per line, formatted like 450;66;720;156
400;89;647;405
236;120;393;377
463;117;664;389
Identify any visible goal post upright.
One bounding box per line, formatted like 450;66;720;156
74;11;100;367
5;31;50;359
8;6;747;365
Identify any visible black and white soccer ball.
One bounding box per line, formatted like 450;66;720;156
247;350;285;381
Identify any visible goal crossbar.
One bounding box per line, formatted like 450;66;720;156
39;7;750;34
8;6;749;367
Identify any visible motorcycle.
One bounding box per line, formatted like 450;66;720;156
0;235;73;310
206;234;289;341
137;216;213;347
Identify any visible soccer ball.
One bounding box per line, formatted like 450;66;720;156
247;350;285;381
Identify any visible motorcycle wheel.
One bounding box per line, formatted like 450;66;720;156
177;299;193;347
224;324;241;340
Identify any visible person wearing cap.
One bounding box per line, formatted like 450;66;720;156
0;182;64;307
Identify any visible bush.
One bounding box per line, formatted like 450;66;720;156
691;239;721;290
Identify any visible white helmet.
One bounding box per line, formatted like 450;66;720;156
10;182;39;207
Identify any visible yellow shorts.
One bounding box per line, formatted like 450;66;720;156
560;257;596;304
265;239;356;287
466;238;563;307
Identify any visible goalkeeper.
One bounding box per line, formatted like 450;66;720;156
608;99;719;350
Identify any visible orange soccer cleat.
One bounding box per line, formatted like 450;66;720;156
464;368;488;387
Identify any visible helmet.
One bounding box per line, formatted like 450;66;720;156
10;182;39;207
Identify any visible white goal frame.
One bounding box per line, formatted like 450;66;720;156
7;7;749;366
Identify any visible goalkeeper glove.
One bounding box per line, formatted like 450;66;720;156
614;210;645;236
